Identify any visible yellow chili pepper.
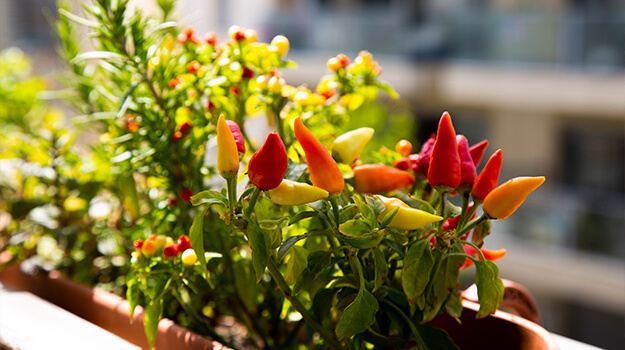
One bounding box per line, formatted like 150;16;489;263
482;176;545;219
216;114;240;179
332;127;374;164
267;179;329;206
376;195;443;230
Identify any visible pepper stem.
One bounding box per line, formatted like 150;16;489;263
226;177;238;216
329;196;341;228
244;186;262;218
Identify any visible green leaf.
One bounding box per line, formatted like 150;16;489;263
285;159;308;181
379;206;399;227
284;246;309;285
58;8;102;28
233;259;256;311
339;219;372;237
258;221;282;249
475;260;504;319
190;190;227;207
119;175;140;221
335;288;379;340
340;228;386;249
287;211;319;226
247;222;271;282
353;196;374;223
377;80;400;99
293;251;332;294
445;289;464;323
144;298;163;349
278;232;311;260
126;276;139;322
401;239;434;304
70;51;126;64
416;324;460;350
338;204;359;224
190;207;208;278
365;194;386;217
373;247;388;293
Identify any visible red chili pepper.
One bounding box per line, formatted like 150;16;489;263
293;118;344;194
469;139;489;167
460;245;506;270
163;244;179;258
248;133;288;190
225;120;245;154
471;149;503;201
181;188;193;202
412;134;435;176
133;239;144;250
204;31;217;45
353;164;414;194
177;235;192;252
180;121;192;134
456;135;477;187
427;112;461;190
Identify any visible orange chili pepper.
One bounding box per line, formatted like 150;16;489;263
482;176;545;219
460;244;507;270
293;118;344;194
353;164;414;194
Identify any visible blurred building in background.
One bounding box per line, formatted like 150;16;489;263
1;0;623;348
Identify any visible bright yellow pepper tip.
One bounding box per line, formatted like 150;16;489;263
332;127;375;164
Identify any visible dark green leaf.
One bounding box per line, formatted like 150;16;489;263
401;239;434;304
475;260;504;318
353;196;374;223
335;288;379;340
293;251;332;294
190;207;208;278
278;232;311;260
287;211;319;226
379;206;399;227
340;229;386;249
126;276;139;322
339;219;372;237
233;259;256;311
416;324;460;350
285;159;308;181
247;222;271;282
365;194;386;217
445;289;464;322
373;247;388;293
338;204;359;224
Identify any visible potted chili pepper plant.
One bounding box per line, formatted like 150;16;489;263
0;0;558;349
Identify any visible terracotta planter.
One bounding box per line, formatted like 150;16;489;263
0;265;230;350
1;265;558;349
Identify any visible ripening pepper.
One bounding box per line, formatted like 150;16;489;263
482;176;546;219
181;249;198;266
460;245;507;270
267;179;329;206
217;115;240;179
248;132;288;190
177;235;192;252
376;195;443;231
225;120;246;154
413;134;435;175
469;139;489;167
163;244;179;258
332;127;375;164
456;135;477;187
471;149;503;201
293;118;344;193
141;240;157;256
427;112;461;190
353;164;414;194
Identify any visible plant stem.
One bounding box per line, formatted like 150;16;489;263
329;196;340;228
227;177;238;216
244;186;262;218
381;299;425;348
455;214;488;239
266;258;346;350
